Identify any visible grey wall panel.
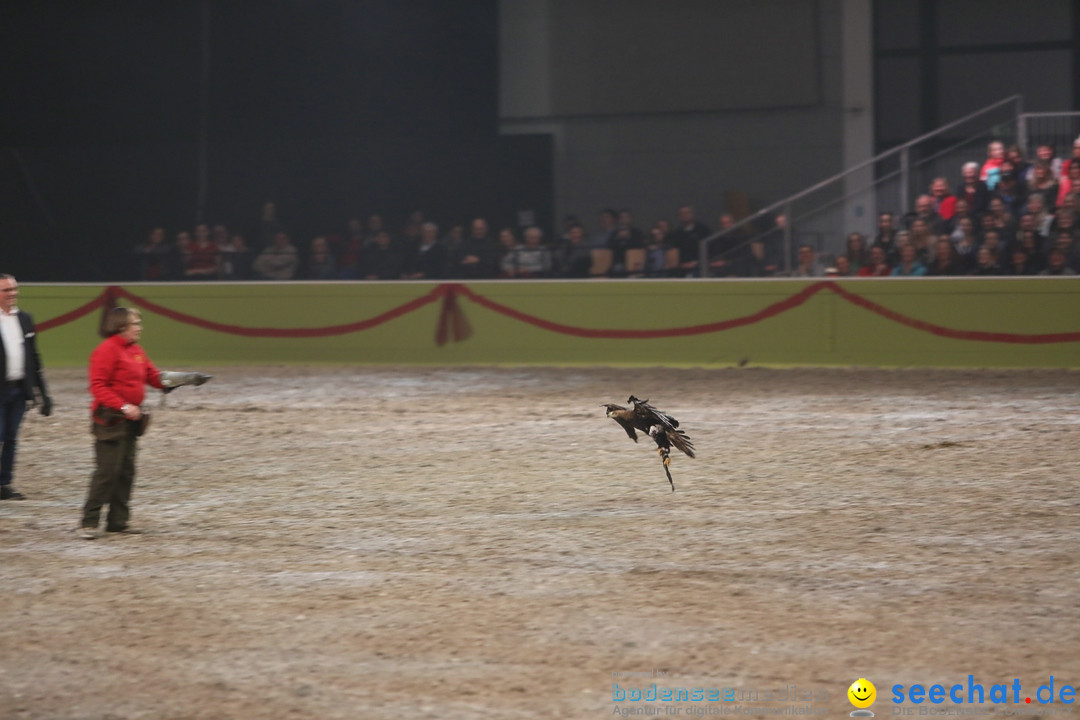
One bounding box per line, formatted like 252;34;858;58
545;0;821;116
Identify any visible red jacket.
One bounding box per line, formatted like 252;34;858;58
89;334;163;416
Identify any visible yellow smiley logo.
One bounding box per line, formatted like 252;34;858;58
848;678;876;709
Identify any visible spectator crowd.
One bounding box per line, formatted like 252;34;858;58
136;137;1080;282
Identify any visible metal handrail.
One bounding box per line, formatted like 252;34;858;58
697;94;1024;276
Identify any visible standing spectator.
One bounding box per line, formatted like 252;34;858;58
402;222;448;280
251;231;299;280
955;162;991;216
670;205;712;277
1006;145;1031;185
891;243;927;277
857;245;892;277
184;224;220;279
134;227;173;280
306;236;337;279
0;275;52;501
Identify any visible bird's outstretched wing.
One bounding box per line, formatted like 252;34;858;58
631;397;680;432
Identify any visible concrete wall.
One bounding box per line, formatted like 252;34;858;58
499;0;871;234
23;280;1080;370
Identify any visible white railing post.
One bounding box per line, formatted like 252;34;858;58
899;147;910;220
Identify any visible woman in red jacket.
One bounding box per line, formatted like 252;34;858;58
79;307;210;539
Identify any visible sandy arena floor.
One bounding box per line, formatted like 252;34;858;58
0;366;1078;719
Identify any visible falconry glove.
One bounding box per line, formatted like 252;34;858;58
159;371;213;394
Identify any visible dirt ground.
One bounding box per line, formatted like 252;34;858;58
1;365;1078;720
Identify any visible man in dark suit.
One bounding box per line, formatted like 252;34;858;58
0;275;52;500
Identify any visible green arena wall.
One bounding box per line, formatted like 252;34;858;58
21;279;1080;369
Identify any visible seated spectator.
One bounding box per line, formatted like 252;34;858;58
828;255;853;277
670;205;712;277
1032;143;1061;181
981;140;1006;190
503;226;553;278
981;230;1006;265
845;232;869;274
402;222;447;280
609;212;645;277
496;227;520;278
955;161;990;216
218;233;250;279
184;224;220;279
134;227;173;280
1040;247;1077;275
457;217;497;279
306;236;337;279
929;177;957;221
1018;230;1047;274
968;246;1001;275
1047;209;1078;253
555;222;592;278
927;237;966;276
1061;136;1080;179
857;245;892;277
891;243;927;276
1004;247;1036;276
1007;145;1031;185
361;230;403;280
251;231;298;280
1028;163;1060;211
904;195;946;234
441;224;466;278
993;161;1028;217
644;223;671;278
872;212;900;263
1058;160;1080;210
986;196;1018;240
337;218;366;279
951;216;979;267
737;239;779;277
790;243;825;277
908;219;934;264
1051;229;1080;272
588;209;618;250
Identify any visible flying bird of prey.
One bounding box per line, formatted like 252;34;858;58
602;395;695;491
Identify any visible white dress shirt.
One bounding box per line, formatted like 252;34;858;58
0;307;26;382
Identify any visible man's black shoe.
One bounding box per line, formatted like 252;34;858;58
0;486;25;500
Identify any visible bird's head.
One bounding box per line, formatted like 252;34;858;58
602;403;625;417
